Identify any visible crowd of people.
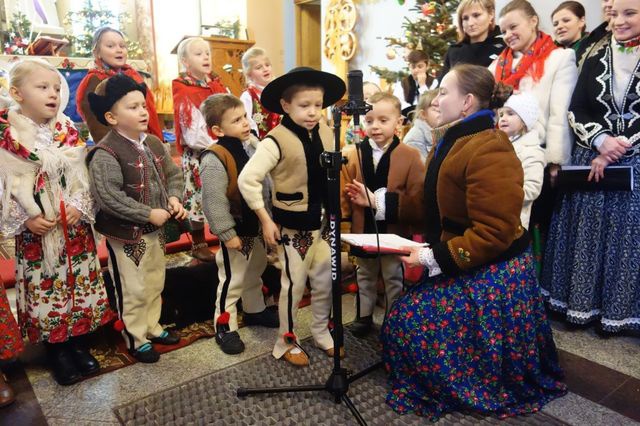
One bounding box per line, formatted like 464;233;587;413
0;0;637;421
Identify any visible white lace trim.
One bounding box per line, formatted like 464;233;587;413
544;294;640;328
566;308;601;320
418;247;442;277
0;197;29;237
67;192;97;224
601;317;640;327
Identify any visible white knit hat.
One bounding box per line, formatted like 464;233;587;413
503;92;540;131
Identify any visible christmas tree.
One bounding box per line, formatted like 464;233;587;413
371;0;460;83
63;0;144;58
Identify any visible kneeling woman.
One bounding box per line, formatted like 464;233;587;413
346;64;566;420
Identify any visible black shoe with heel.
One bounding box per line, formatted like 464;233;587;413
68;336;100;376
45;342;82;386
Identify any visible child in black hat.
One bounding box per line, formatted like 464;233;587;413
86;74;186;363
238;67;346;366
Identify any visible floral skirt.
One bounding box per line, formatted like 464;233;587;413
542;147;640;331
381;249;566;420
0;276;23;360
182;147;205;224
15;222;114;344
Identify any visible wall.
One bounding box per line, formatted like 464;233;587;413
152;0;201;84
246;0;296;78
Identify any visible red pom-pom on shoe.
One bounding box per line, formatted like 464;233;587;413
217;312;230;325
261;285;269;295
113;319;125;332
283;332;297;344
346;283;359;293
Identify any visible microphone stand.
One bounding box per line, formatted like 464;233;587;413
237;100;382;426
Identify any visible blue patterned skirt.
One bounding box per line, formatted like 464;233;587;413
542;146;640;331
381;249;566;420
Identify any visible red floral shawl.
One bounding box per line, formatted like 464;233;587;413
494;32;558;90
171;72;228;153
75;59;163;140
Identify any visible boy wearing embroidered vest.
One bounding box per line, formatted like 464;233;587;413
87;75;186;363
199;94;279;355
238;67;346;367
341;92;425;338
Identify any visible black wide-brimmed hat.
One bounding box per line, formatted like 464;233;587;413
260;67;346;115
88;74;147;126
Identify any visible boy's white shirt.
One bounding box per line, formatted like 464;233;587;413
393;78;438;111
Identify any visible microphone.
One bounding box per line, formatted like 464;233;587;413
347;70;365;109
344;70;371;137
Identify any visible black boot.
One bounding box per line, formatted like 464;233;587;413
350;315;373;338
68;336;100;376
45;342;82;386
243;308;279;328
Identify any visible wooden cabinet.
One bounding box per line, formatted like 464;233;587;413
172;36;255;96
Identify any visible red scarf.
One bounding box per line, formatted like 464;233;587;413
75;59;163;141
494;32;558;90
246;85;281;139
172;72;228;154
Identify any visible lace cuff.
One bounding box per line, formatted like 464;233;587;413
418;247;442;277
0;198;29;237
374;188;387;221
67;191;97;224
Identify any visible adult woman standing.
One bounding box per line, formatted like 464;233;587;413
346;64;566;420
490;0;577;250
491;0;577;169
542;0;640;333
438;0;506;80
551;2;588;54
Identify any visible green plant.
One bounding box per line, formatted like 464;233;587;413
63;0;143;58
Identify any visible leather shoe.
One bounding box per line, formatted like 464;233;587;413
325;346;345;359
350;315;373;338
282;347;309;367
130;344;160;363
243;307;279;328
46;342;82;386
149;329;180;345
191;244;215;262
0;373;15;407
68;339;100;376
215;330;245;354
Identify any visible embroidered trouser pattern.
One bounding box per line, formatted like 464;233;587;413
106;231;166;351
272;227;333;359
214;236;268;332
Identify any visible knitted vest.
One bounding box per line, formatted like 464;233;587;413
87;131;167;243
204;137;259;236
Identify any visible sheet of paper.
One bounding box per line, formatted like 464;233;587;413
341;233;426;249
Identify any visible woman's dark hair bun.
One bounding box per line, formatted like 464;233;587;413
490;82;513;109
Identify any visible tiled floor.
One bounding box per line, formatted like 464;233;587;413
1;292;640;426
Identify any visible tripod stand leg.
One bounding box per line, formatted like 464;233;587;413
348;360;384;384
341;394;368;426
237;383;325;397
